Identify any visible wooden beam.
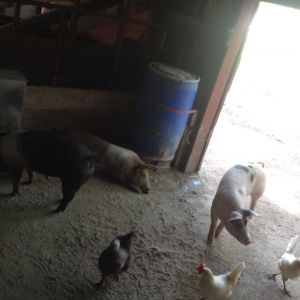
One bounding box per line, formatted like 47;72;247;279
166;11;231;37
69;0;81;38
22;87;136;145
13;0;21;31
53;12;66;86
110;0;129;88
0;9;61;32
0;0;120;32
175;0;259;173
18;0;76;10
78;9;167;29
0;32;112;86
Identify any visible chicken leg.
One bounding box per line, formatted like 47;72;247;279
268;272;281;281
283;279;291;297
268;273;292;297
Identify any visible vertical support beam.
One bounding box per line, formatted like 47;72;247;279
70;0;80;39
158;27;168;50
177;34;188;66
192;0;201;17
13;0;22;32
53;12;65;86
109;0;129;88
174;0;259;173
35;5;42;15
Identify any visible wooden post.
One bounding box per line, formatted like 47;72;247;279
53;12;66;86
13;0;22;32
70;0;80;39
174;0;259;173
109;0;129;88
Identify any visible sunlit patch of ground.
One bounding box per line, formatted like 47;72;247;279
201;2;300;216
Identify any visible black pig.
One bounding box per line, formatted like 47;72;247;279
0;130;96;213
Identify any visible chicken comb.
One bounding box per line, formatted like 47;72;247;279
197;260;206;274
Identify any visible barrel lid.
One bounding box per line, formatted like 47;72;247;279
149;62;200;83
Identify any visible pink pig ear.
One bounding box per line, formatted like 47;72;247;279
242;209;259;218
227;211;243;222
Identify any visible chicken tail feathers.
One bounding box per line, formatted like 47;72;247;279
286;235;299;254
226;262;246;285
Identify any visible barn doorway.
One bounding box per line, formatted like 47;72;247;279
201;2;300;215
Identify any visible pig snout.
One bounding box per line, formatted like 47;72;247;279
225;221;253;246
237;222;253;245
235;231;253;246
132;167;150;194
240;236;252;245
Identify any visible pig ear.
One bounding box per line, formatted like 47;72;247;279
242;209;259;218
227;211;243;222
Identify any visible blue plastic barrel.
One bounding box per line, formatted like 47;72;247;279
134;62;200;163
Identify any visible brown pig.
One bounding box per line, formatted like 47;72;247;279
68;130;157;193
207;163;266;245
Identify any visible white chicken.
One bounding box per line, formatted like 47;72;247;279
268;235;300;297
197;261;245;300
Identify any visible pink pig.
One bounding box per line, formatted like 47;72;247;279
207;163;266;245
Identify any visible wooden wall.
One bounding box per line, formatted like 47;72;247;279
0;0;245;92
1;0;251;171
22;87;136;147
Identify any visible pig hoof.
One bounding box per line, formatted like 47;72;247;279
206;237;213;244
21;180;31;185
53;207;64;214
95;278;105;288
95;283;105;289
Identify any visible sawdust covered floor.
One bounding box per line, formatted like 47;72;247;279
0;163;299;300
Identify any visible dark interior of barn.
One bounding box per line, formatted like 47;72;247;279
0;0;300;299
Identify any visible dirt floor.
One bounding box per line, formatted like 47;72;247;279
1;91;300;300
0;167;299;300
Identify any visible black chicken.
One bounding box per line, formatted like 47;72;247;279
95;231;135;287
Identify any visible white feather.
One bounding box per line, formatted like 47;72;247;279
199;262;245;300
279;235;300;281
285;235;299;254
